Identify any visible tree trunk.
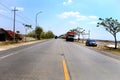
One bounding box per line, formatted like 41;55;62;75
114;34;117;49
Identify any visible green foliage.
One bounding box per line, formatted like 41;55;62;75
41;31;54;39
27;26;55;39
97;17;120;35
70;29;78;33
97;17;120;49
45;31;54;38
27;30;35;38
40;32;46;39
35;26;43;40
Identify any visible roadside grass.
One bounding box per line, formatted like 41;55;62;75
0;39;50;51
75;40;120;55
0;41;13;46
105;47;120;54
97;46;120;55
0;40;36;46
0;39;47;47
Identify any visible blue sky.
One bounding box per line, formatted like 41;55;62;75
0;0;120;40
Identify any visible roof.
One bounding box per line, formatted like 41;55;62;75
0;28;7;34
0;28;3;30
6;30;15;38
0;28;5;31
0;28;24;39
6;30;24;39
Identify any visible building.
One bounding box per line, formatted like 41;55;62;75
0;28;9;41
0;28;23;41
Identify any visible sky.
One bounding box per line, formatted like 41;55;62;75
0;0;120;40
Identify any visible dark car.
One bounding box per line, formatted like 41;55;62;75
86;39;97;46
55;36;58;39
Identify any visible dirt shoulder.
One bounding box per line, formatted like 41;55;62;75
96;46;120;55
0;40;45;51
75;40;120;55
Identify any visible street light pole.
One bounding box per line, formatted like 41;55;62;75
35;11;42;40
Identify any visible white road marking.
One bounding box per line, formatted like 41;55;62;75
0;52;18;60
0;44;36;60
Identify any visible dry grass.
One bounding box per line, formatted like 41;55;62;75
96;46;120;55
75;40;120;55
0;40;43;51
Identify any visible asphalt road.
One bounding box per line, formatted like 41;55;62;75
0;39;120;80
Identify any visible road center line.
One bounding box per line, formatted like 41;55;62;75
62;58;70;80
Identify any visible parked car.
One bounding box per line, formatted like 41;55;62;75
86;39;97;46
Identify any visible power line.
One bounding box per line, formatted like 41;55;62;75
16;13;32;24
0;13;26;24
0;2;11;11
0;13;13;20
0;2;33;25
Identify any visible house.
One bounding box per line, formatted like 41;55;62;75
0;28;8;41
0;28;24;41
6;30;16;40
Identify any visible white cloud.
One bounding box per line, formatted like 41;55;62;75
88;16;98;19
69;21;77;25
58;11;98;21
68;0;72;3
58;11;99;26
11;7;24;11
63;0;72;5
17;7;24;11
76;15;87;21
58;11;87;21
59;11;80;18
63;2;67;5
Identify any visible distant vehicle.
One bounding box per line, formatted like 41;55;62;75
55;36;58;39
66;32;74;41
86;39;97;46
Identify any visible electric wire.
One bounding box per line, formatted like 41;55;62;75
0;2;33;26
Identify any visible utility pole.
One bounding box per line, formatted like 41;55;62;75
76;27;83;40
88;30;90;39
12;7;18;41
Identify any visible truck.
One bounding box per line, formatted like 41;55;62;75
66;31;74;41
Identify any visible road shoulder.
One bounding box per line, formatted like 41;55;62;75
0;40;45;51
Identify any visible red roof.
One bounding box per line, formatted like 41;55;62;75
67;32;74;35
6;30;15;38
0;28;24;39
0;28;5;30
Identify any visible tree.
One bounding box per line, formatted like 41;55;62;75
27;30;35;38
35;26;43;40
70;28;77;32
46;31;54;39
40;32;46;39
97;17;120;49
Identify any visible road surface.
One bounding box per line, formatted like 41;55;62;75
0;39;120;80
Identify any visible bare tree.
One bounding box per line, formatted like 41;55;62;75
97;17;120;49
